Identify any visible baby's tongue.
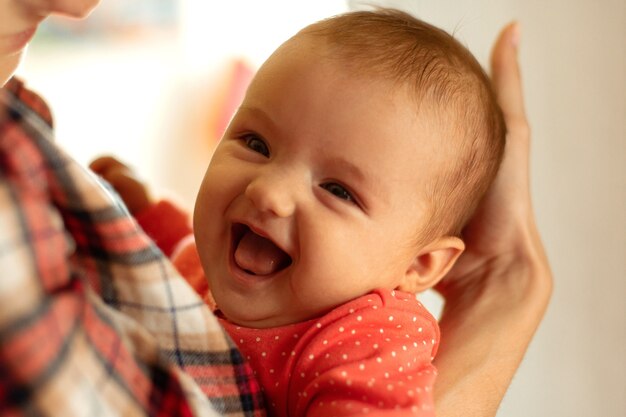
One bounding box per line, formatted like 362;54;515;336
234;229;289;276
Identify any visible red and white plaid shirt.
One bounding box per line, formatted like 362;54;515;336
0;78;266;417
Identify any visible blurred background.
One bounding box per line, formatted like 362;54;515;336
15;1;625;416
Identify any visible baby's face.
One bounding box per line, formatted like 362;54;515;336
194;36;441;328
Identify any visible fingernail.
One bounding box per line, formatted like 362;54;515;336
511;22;521;47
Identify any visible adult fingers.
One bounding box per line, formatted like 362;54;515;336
490;22;528;128
488;22;532;195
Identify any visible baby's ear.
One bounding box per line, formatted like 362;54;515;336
396;236;465;293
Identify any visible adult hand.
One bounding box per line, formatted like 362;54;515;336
433;22;552;416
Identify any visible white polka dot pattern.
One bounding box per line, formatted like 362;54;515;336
220;288;438;417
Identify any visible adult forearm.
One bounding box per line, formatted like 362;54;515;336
434;255;552;417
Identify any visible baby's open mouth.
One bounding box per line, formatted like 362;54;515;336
231;223;292;276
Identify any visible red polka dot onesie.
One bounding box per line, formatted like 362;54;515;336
220;289;439;417
136;201;440;416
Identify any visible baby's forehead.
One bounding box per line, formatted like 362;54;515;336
254;35;462;181
289;35;468;119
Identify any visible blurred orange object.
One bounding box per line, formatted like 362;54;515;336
213;59;255;140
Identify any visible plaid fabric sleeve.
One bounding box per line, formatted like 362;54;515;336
0;78;265;417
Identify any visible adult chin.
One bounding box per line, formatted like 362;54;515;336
0;50;24;87
22;0;101;20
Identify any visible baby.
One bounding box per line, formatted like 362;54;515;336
92;8;504;416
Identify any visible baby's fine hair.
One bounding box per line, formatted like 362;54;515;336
301;8;506;242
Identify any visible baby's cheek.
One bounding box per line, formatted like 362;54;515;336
301;246;366;304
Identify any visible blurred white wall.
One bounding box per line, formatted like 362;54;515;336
15;1;626;416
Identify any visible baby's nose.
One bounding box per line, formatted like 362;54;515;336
245;171;299;218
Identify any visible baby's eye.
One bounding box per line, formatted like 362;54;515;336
320;182;354;202
243;134;270;157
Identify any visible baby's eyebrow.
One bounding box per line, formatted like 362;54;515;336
325;156;366;184
237;105;278;132
324;156;387;208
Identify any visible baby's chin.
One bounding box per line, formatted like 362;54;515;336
217;301;327;329
219;309;294;329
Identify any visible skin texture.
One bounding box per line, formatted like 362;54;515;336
0;0;100;85
193;35;464;328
